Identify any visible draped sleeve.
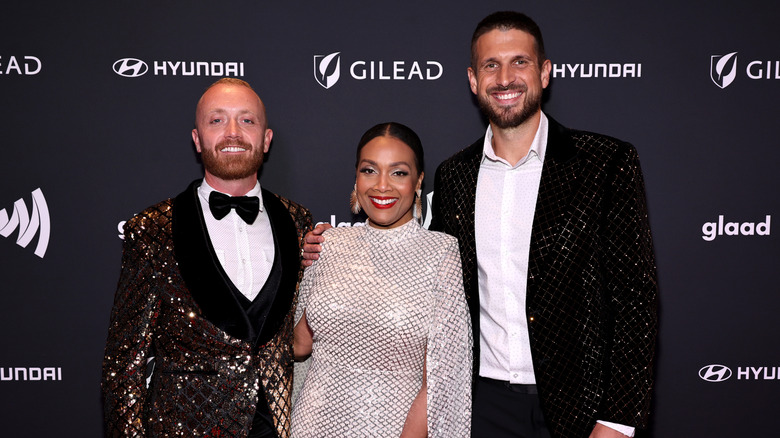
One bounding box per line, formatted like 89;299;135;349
426;235;472;437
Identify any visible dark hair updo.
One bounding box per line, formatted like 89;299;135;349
355;122;424;176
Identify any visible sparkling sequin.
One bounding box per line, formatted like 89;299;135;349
291;220;472;437
102;195;312;437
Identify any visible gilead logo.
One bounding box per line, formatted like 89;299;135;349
313;51;443;89
0;56;42;75
711;52;738;89
701;215;771;241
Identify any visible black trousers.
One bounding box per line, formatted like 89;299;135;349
471;377;552;438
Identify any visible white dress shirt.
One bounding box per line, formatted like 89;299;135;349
473;114;634;437
475;113;547;384
197;180;275;301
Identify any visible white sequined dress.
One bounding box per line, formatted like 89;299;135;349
291;219;472;437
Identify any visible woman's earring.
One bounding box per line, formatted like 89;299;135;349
350;184;361;214
414;189;422;223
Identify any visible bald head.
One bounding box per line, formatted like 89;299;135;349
195;78;268;131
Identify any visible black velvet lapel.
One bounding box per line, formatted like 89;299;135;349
528;117;579;289
254;189;300;346
172;180;254;342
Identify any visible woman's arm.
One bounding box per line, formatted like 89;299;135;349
293;310;313;361
400;356;428;437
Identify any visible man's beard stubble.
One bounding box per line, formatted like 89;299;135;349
200;138;264;181
477;84;542;130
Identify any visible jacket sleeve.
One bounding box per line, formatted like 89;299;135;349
600;144;658;428
428;163;446;233
426;236;472;437
101;212;164;437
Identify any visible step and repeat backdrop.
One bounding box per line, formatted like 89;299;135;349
1;1;777;436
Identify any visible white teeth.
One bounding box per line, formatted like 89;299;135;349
370;197;397;205
221;146;246;152
496;92;521;100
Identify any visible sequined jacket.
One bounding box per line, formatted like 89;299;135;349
429;117;658;438
102;181;312;437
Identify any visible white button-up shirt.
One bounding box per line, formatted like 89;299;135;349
475;113;547;384
197;180;275;301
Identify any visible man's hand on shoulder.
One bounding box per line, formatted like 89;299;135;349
301;223;332;267
589;423;630;438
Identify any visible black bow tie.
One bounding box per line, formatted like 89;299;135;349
208;191;260;224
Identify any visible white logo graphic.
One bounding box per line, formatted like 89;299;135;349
117;220;127;240
1;188;50;258
701;215;771;241
711;52;738;89
315;214;366;228
113;58;149;77
736;366;780;380
0;367;62;381
315;191;434;229
314;52;443;88
113;58;245;78
746;60;780;80
314;52;341;89
551;62;642;79
0;56;42;75
422;191;434;229
699;364;732;382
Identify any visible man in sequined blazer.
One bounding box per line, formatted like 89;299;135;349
428;12;658;438
102;78;312;438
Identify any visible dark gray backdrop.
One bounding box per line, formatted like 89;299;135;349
1;1;778;436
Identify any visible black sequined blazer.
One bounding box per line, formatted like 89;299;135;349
102;181;312;437
429;117;658;438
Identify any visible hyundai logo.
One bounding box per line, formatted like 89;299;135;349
699;364;732;382
113;58;149;77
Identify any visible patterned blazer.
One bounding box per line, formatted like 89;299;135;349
429;117;658;438
102;181;312;437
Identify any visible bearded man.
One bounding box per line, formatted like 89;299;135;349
102;78;312;438
429;12;658;438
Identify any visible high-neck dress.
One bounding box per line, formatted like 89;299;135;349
291;219;472;437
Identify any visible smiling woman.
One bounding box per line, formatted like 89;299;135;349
353;124;424;230
290;122;473;438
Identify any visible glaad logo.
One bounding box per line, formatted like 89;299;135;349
699;364;732;382
1;188;50;258
313;51;443;88
711;52;738;89
314;52;341;89
551;62;642;79
1;367;62;381
112;58;245;78
113;58;149;77
0;56;42;75
701;215;771;241
315;192;434;228
315;215;367;228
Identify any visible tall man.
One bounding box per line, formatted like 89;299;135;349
429;12;657;438
102;78;312;438
303;10;657;438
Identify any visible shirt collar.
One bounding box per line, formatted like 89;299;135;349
198;179;264;212
482;111;549;168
